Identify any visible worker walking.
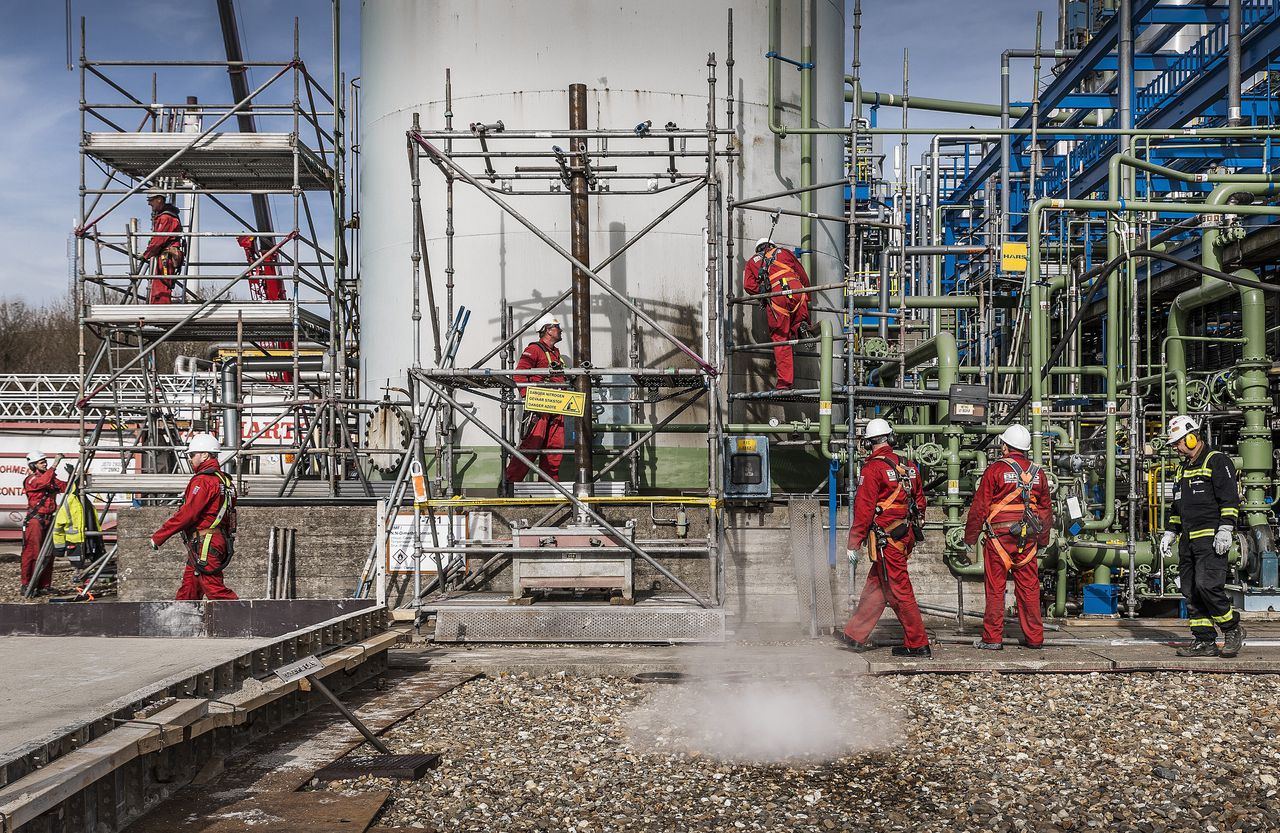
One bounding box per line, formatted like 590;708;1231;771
20;451;66;595
53;467;103;570
964;424;1052;650
836;419;931;657
1160;416;1245;658
742;238;811;390
150;434;239;600
502;315;568;487
141;192;184;304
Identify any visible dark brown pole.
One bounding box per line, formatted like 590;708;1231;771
569;83;594;487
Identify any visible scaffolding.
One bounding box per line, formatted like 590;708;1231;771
368;44;740;617
71;16;364;499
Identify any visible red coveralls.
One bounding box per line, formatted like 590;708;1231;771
742;245;811;389
964;451;1052;646
143;204;184;304
503;338;567;484
841;447;929;649
151;458;239;600
21;467;66;590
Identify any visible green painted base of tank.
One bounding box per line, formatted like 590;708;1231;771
408;445;832;493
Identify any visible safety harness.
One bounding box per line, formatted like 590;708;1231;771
985;458;1043;571
756;247;803;319
867;458;923;561
189;470;237;574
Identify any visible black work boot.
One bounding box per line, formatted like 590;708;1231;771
833;631;874;653
1221;627;1246;659
1175;639;1220;658
891;645;932;658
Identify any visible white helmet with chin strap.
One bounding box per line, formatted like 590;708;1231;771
535;314;562;333
863;417;893;442
25;451;47;465
754;237;773;252
998;424;1032;452
187;434;221;456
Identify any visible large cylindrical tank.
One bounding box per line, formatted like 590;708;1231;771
360;0;845;488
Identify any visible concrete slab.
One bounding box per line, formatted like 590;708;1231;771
1088;642;1280;673
867;644;1114;675
0;636;268;758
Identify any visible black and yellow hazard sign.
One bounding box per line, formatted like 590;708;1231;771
524;386;586;417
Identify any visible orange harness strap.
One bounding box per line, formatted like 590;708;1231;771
984;461;1040;571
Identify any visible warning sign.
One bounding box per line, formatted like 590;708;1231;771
1000;242;1028;273
524;386;586;417
386;511;492;574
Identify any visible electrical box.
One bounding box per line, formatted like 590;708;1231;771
1083;583;1118;615
723;435;771;499
948;383;989;425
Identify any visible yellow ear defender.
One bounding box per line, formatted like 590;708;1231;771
1185;433;1198;449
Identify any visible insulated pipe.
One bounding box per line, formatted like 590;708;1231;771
817;319;839;461
1228;0;1244;126
1118;0;1133;161
220;358;241;470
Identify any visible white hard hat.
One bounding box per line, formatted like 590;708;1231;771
536;314;562;333
754;237;772;252
864;417;893;440
187;434;221;456
25;451;46;465
1168;415;1200;444
999;424;1032;451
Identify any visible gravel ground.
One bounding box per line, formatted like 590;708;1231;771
322;667;1280;832
0;559;78;602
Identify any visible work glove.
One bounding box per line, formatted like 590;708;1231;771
1213;525;1234;556
1159;530;1176;559
846;547;859;567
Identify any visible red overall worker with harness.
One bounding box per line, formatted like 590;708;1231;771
964;424;1052;650
742;238;811;390
20;451;66;595
150;434;239;600
503;315;568;487
141;192;184;304
836;419;931;658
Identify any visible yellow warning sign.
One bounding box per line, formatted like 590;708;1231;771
524;386;586;417
1001;242;1028;273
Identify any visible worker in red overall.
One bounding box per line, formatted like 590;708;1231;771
20;451;66;595
964;424;1052;649
150;434;239;600
742;238;811;390
142;192;184;304
836;419;930;657
502;315;568;487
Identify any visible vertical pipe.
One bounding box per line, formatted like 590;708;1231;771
799;0;814;279
266;526;277;599
568;83;594;489
999;51;1011;243
1228;0;1244;126
1118;0;1133;160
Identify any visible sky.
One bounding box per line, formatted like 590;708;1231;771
0;0;1056;304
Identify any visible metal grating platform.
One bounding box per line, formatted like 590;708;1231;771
513;480;632;498
629;372;706;390
83;132;334;191
85;302;330;343
431;599;725;643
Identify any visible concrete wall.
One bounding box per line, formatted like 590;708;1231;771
118;503;984;640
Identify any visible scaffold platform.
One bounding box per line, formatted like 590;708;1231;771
82;132;334;191
84;302;330;343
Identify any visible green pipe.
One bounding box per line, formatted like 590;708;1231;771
850;294;980;309
852;88;1099;125
874;331;957;423
800;2;814;281
818;319;840;460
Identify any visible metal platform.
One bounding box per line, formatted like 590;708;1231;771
83;132;334;191
84;301;330;343
85;473;393;496
428;593;726;643
629;372;707;390
513;480;632;498
0;600;393;832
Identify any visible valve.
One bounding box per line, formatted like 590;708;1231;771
910;442;945;468
1184;378;1211;412
862;337;890;357
945;525;969;552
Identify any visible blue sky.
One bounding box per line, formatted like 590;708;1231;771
0;0;1055;303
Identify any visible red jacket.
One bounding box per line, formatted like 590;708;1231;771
23;468;66;516
151;458;235;548
964;451;1052;547
143;206;183;259
513;338;566;398
849;447;925;550
743;245;810;296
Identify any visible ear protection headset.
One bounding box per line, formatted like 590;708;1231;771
1185;433;1198;450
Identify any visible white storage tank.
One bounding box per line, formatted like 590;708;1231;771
359;0;846;487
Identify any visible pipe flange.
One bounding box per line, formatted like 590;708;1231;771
365;401;413;474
